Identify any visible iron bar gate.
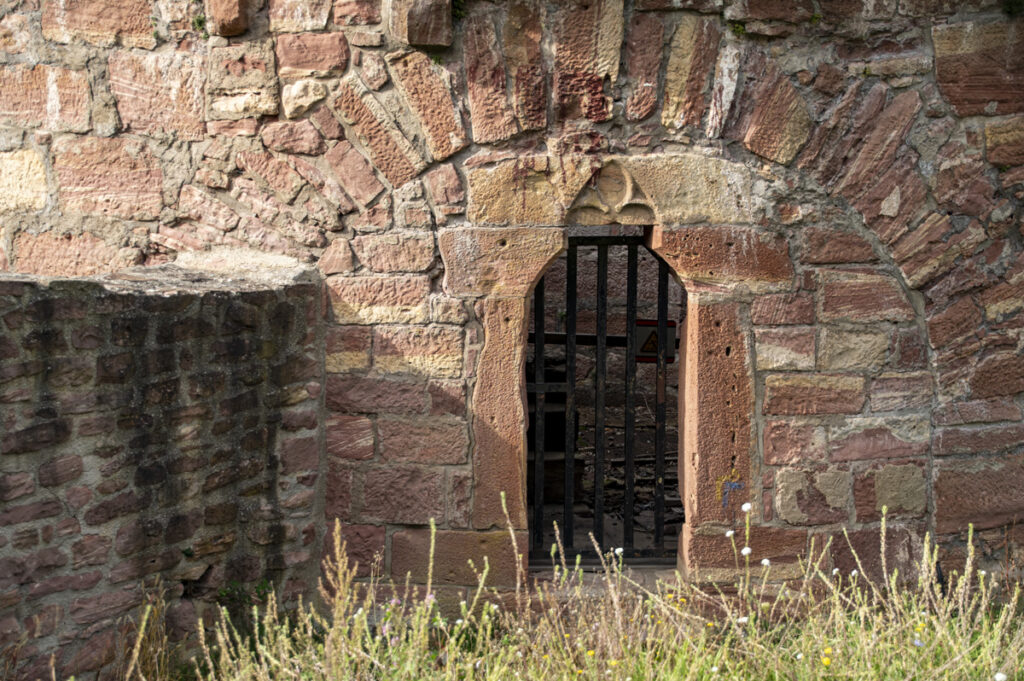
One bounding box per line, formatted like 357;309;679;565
526;235;682;564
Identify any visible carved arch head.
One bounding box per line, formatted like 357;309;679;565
566;160;656;226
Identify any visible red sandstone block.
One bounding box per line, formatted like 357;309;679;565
42;0;154;47
650;226;794;290
933;19;1024;116
763;421;826;465
463;8;518;141
803;228;876;264
0;471;34;501
83;491;146;526
70;589;142;625
927;296;981;350
933;398;1022;426
207;0;248;35
372;325;462;378
280;436;320;474
750;292;814;326
335;0;380;25
53;137;163;220
390;529;526;586
830;416;930;461
326;413;375;461
276;32;349;79
352;232;435;273
935;423;1024;456
326;461;352;521
322;523;385;577
236;152;305;203
326;375;430;414
624;13;663;122
37;455;83;487
868;372;932;412
29;570;102;599
361;465;444;524
683;526;808;569
108;50;206;141
324;141;384;207
0;498;61;526
378;416;468;464
261;119;325;155
0;64;90;131
387;50;468;160
763;374;866;415
970;351;1024;399
114;518;163;556
826;525;921;583
819;270;915;323
935;455;1024;533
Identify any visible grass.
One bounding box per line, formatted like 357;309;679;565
112;506;1024;681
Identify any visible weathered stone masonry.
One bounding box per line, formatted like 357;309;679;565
1;0;1024;677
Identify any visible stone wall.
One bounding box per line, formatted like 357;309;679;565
0;265;324;680
0;0;1023;676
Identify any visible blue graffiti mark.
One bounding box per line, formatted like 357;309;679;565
721;481;744;508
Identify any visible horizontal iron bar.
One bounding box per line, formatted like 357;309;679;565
568;235;647;247
528;332;680;349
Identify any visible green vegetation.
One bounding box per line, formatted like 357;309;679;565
729;21;746;37
115;508;1024;681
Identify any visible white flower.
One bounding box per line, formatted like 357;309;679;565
741;546;752;556
994;673;1007;681
850;569;859;577
979;570;987;577
725;530;735;538
741;502;752;513
832;568;840;576
615;547;624;556
710;667;719;673
455;619;464;626
736;616;748;624
761;558;771;567
796;653;804;660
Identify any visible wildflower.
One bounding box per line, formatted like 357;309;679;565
741;546;752;556
741;502;752;513
609;660;619;667
994;673;1008;681
823;647;832;655
587;650;595;657
850;569;858;577
796;653;803;661
761;558;771;567
979;570;987;577
543;655;549;660
707;622;715;627
389;598;401;606
821;657;831;667
725;530;735;538
615;547;624;556
455;619;464;626
832;568;840;576
564;634;571;638
710;666;719;673
737;617;749;624
913;639;924;647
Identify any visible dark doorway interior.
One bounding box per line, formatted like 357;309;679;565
526;227;685;565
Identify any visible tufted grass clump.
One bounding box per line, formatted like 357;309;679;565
124;510;1023;681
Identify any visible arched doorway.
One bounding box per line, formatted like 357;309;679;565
526;225;686;564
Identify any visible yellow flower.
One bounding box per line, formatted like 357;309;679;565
823;646;833;655
707;622;715;627
564;634;571;638
608;660;619;667
821;657;832;667
587;650;595;657
542;655;549;660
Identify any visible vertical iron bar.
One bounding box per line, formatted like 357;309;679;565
623;244;638;551
563;246;577;553
594;245;608;550
654;259;669;550
532;279;546;551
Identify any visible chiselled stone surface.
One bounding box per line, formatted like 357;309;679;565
0;65;90;132
373;325;462;377
935;455;1024;533
662;15;720;130
276;32;349;79
503;0;546;131
818;327;888;371
109;50;206;141
0;150;47;213
739;63;812;165
933;19;1024;116
335;0;381;25
268;0;331;32
755;328;814;370
835;90;921;199
764;374;866;415
650;225;793;292
326;275;430;323
552;0;623;122
625;13;664;121
831;415;930;461
324;140;384;207
53;137;163;220
42;0;155;48
472;298;528;530
331;75;425;187
892;213;985;289
462;8;518;143
388;0;452;47
352;232;434;273
683;301;753;524
439;228;564;298
819;270;915;323
387;50;468;161
206;42;279;120
236;152;305;202
13;232;139;276
985;115;1024;167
